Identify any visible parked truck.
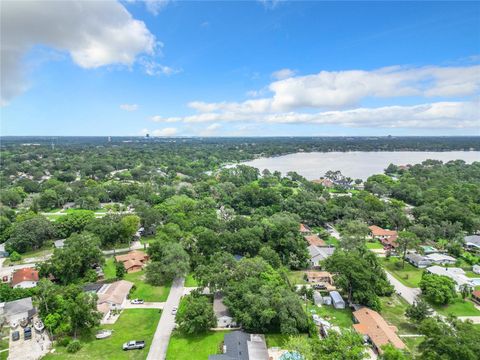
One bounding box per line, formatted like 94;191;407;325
122;340;145;350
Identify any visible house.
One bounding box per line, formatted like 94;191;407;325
304;234;326;247
424;253;456;265
426;266;474;290
208;331;268;360
313;291;323;306
352;307;406;354
214;292;235;328
312;178;334;188
464;235;480;251
53;239;65;248
308;245;335;267
329;291;345;309
0;297;36;326
405;253;432;268
96;280;134;321
115;250;149;273
368;226;398;249
472;290;480;305
419;245;438;255
11;268;39;288
299;223;312;234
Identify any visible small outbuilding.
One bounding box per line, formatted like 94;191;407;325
329;291;345;309
313;291;323;306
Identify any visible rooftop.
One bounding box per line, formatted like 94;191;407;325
97;280;134;306
369;225;398;237
304;234;326;247
11;268;39;286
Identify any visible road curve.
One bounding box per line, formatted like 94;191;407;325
385;271;421;305
146;277;184;360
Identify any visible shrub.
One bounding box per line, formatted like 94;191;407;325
66;340;82;353
57;337;71;347
9;251;21;262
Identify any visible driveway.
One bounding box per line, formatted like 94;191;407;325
385;271;421;305
146;277;184;360
124;302;165;309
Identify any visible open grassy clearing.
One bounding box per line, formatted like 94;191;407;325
433;297;480;317
366;241;383;249
287;271;308;285
43;309;160;360
305;302;354;328
166;331;228;360
380;295;418;335
184;273;198;287
381;257;424;288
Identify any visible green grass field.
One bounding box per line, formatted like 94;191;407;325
305;303;354;328
380;295;418;335
166;331;229;360
433;297;480;317
184;273;198;287
43;309;160;360
103;258;171;302
124;271;171;302
287;271;308;285
5;245;54;265
381;258;424;288
366;241;384;249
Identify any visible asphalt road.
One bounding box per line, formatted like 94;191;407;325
146;277;185;360
385;271;421;305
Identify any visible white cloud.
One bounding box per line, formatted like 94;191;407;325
258;0;282;10
272;68;297;80
152;127;178;136
140;58;180;76
151;100;479;129
120;104;139;111
1;0;156;105
199;123;221;136
145;0;171;16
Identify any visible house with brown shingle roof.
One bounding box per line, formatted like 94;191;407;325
11;268;39;289
115;250;149;273
472;290;480;305
353;307;406;354
304;234;326;247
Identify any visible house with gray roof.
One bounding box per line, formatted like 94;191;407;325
464;235;480;251
214;292;235;328
0;297;36;326
208;331;268;360
406;253;432;268
308;245;335;267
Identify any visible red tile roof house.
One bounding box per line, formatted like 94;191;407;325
472;290;480;305
11;268;39;289
369;225;399;250
299;223;312;234
115;251;149;273
353;307;406;354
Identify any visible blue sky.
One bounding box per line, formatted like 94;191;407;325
1;0;479;136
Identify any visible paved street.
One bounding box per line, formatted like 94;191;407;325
146;277;185;360
385;271;421;305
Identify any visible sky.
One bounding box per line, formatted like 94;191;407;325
1;0;479;137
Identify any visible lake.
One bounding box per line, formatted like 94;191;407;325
240;151;480;180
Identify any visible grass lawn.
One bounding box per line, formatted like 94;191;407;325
433;297;480;317
287;271;308;285
381;258;424;288
402;336;424;357
43;309;160;360
184;273;198;287
380;295;418;335
166;331;229;360
305;303;354;328
103;258;117;280
125;270;171;302
5;245;53;265
366;241;383;250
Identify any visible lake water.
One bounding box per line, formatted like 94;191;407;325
240;151;480;180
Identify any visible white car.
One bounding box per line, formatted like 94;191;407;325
130;299;144;305
171;306;178;315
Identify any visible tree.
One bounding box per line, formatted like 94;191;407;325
66;290;102;339
314;329;367;360
380;344;408;360
339;220;370;250
459;284;472;300
39;233;104;284
324;249;393;311
418;317;480;360
405;297;432;322
115;260;126;279
195;252;237;292
6;215;53;253
146;242;190;285
283;336;314;360
176;292;216;334
396;231;419;268
55;210;95;238
419;273;456;305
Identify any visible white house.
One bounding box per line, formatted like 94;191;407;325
425;253;456;265
11;268;39;289
426;266;474;290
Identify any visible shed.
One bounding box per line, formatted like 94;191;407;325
329;291;345;309
313;291;323;306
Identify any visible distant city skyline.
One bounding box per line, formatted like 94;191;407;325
1;0;479;136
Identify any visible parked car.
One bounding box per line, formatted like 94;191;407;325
130;299;144;304
123;340;145;350
313;284;326;290
171;306;178;315
24;327;32;340
12;331;20;341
